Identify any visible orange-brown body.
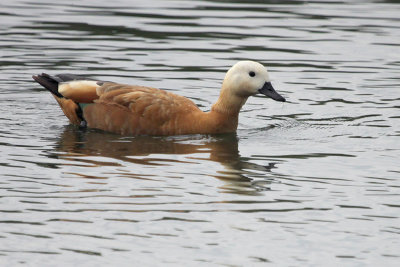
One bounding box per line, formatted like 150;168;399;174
79;83;239;135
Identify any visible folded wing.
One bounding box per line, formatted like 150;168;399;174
83;82;202;135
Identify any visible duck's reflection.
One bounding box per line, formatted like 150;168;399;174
53;126;277;195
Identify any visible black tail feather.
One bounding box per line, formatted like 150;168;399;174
32;73;64;98
33;73;89;125
32;73;95;98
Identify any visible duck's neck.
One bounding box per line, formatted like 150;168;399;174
211;88;248;116
185;83;250;134
194;88;247;134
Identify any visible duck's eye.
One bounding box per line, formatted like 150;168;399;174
249;71;255;77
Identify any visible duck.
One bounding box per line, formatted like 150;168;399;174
32;60;286;136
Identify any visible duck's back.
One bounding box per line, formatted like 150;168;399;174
84;82;203;135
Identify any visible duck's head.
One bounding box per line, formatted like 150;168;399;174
222;60;286;102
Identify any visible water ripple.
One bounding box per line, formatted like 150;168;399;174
1;0;400;265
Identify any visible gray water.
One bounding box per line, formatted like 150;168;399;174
1;0;400;266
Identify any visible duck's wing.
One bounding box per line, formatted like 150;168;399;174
83;82;202;135
33;73;202;135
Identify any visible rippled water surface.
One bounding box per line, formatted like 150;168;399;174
1;0;400;265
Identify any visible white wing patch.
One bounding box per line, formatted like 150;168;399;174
59;80;100;98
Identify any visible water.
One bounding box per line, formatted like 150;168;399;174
1;0;400;265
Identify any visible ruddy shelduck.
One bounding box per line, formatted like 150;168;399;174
33;61;286;135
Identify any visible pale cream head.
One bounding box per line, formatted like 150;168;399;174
222;60;271;97
212;60;285;115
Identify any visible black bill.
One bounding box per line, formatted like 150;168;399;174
258;82;286;102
